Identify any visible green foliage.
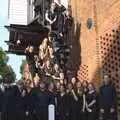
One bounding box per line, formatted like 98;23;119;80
20;59;27;74
0;47;8;65
0;47;16;82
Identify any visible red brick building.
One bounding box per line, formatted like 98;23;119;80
69;0;120;116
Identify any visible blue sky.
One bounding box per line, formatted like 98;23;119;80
0;0;25;79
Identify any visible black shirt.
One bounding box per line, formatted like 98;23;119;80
99;83;116;108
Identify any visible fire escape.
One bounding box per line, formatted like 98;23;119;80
5;0;51;55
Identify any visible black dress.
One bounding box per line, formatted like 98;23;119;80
86;91;98;120
54;4;66;34
76;89;84;120
47;90;56;105
56;93;69;120
66;90;78;120
0;89;3;114
46;11;58;31
28;87;41;120
34;89;50;120
26;51;36;76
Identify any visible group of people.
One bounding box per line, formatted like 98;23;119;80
7;1;117;120
24;0;73;85
0;74;117;120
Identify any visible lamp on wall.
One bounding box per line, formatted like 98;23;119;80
87;18;93;29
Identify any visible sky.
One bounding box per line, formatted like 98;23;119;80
0;0;25;79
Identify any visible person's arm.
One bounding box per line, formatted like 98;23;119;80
88;100;96;107
45;11;57;24
52;16;57;23
52;75;60;80
110;85;117;113
99;87;105;113
88;93;97;107
45;11;53;24
112;85;117;107
71;89;78;101
82;94;86;112
45;72;52;76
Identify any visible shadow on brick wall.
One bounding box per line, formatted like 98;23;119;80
67;22;81;79
92;24;120;119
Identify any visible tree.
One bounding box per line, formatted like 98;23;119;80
0;47;16;82
0;47;8;65
20;59;27;74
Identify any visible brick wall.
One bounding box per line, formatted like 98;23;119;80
69;0;120;115
69;0;120;79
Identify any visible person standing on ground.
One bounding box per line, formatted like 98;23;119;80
99;75;117;120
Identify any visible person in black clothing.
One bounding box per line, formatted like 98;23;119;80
44;59;54;82
45;2;57;31
20;88;30;120
1;80;21;120
0;87;3;116
86;83;98;120
82;80;88;93
54;0;66;17
54;82;60;120
76;81;84;120
55;81;60;93
51;64;61;81
63;9;73;35
48;82;56;105
71;77;77;88
81;81;88;120
66;83;78;120
25;46;35;64
54;0;66;37
26;74;40;120
63;8;73;45
99;75;117;120
56;84;69;120
16;80;28;120
33;0;43;17
25;46;36;77
34;81;49;120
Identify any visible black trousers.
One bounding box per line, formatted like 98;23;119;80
99;107;117;120
35;107;48;120
87;112;97;120
1;111;17;120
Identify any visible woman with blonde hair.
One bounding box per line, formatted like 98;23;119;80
39;38;49;60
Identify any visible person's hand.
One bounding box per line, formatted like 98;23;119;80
71;89;74;94
59;33;63;37
87;108;92;112
100;108;104;113
22;90;26;97
50;21;53;25
66;89;70;93
110;108;115;113
82;108;85;112
26;111;29;116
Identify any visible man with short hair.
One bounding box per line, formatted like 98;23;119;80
1;75;21;120
99;75;117;120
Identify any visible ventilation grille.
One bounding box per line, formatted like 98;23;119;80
77;64;88;81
